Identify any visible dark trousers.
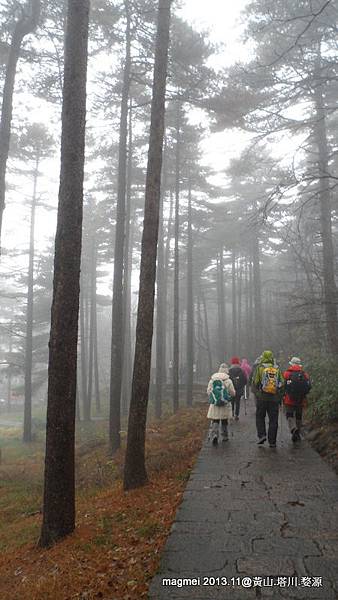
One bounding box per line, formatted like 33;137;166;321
211;419;228;440
231;392;241;417
285;406;303;432
212;419;228;426
256;398;279;444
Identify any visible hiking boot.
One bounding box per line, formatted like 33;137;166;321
291;428;300;442
235;415;239;421
210;421;219;444
269;443;277;448
221;434;229;442
257;436;267;445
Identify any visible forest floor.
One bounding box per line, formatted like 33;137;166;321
305;420;338;475
0;403;208;600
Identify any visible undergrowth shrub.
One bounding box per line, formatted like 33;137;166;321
305;355;338;423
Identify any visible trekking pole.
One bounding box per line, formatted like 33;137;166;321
244;385;247;415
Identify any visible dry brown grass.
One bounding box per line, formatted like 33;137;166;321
0;404;208;599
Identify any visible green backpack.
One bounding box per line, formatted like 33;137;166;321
209;379;230;407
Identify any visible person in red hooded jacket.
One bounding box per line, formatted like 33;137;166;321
283;357;311;442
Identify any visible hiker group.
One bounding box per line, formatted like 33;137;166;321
207;352;311;447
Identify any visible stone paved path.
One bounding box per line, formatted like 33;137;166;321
149;400;338;600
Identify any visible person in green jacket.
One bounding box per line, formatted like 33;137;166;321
253;350;284;448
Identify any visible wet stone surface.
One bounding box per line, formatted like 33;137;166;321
148;401;338;600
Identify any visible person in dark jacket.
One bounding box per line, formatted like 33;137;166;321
229;356;247;420
249;354;262;405
283;357;311;442
253;350;284;448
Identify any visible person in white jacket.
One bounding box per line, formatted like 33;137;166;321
207;363;236;445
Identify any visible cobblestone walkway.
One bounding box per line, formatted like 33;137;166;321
149;401;338;599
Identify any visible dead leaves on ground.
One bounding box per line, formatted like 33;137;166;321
0;405;208;599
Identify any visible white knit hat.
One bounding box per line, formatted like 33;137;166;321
289;356;302;366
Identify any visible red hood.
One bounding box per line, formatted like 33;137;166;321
286;364;302;372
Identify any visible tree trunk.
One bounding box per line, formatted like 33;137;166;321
201;290;212;374
23;155;39;442
314;59;338;355
89;218;100;415
196;295;205;378
7;331;12;411
186;180;194;406
0;0;40;247
244;259;250;357
237;257;243;356
79;280;89;420
109;1;131;452
121;218;134;416
163;191;174;382
93;293;100;413
155;146;167;419
252;236;263;350
220;248;226;358
121;100;133;417
216;254;222;361
216;249;226;361
231;249;238;355
123;0;171;491
39;0;89;547
293;244;323;346
87;224;96;413
248;259;254;357
85;283;90;372
75;382;80;421
173;103;180;413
